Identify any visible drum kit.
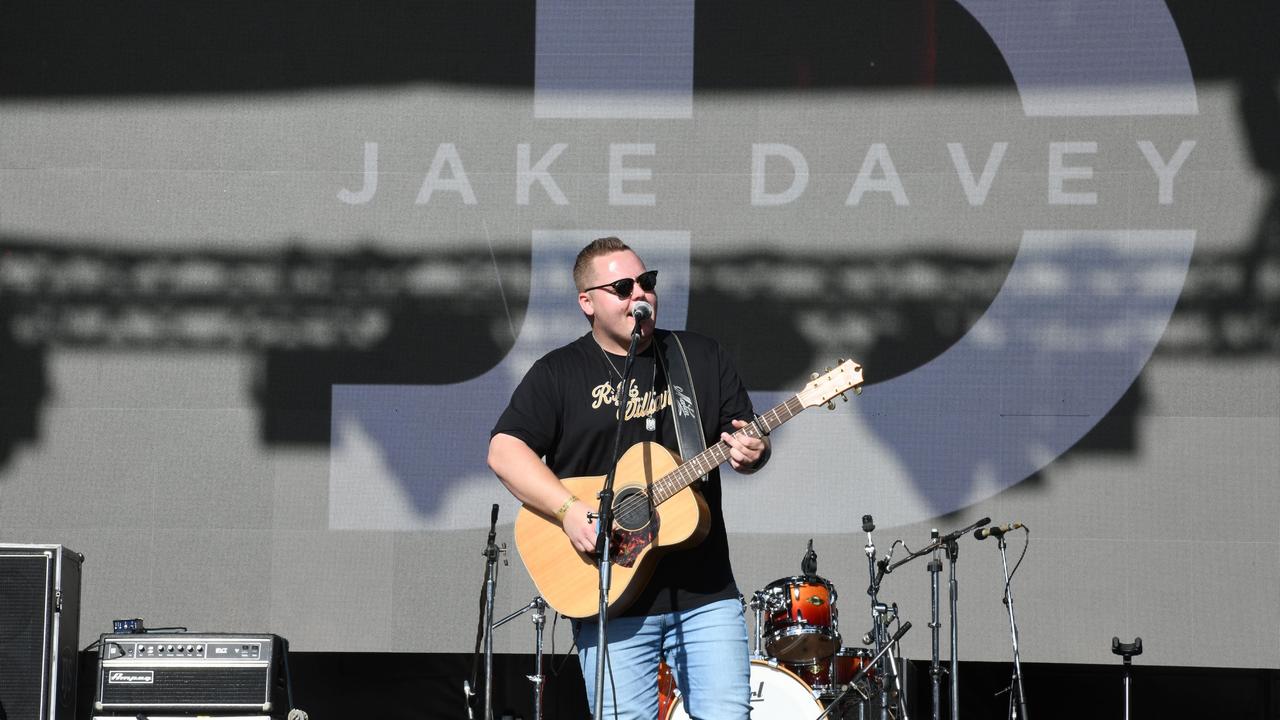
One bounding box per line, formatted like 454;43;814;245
659;549;906;720
471;510;1030;720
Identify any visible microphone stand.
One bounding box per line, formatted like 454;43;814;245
1111;637;1142;720
945;533;959;720
815;622;913;720
466;505;505;720
997;532;1028;720
492;596;548;720
927;529;943;720
861;515;890;720
885;517;990;720
588;321;643;719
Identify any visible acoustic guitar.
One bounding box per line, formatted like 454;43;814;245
513;359;864;619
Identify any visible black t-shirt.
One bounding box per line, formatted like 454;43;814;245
492;330;755;616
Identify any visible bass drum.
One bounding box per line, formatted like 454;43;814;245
664;659;822;719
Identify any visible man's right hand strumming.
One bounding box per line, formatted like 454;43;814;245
561;499;599;554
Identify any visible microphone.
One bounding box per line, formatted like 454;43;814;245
631;301;654;323
486;504;499;548
974;521;1024;540
800;539;818;576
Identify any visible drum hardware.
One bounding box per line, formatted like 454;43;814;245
749;591;769;659
788;647;875;699
1112;636;1142;720
816;622;912;720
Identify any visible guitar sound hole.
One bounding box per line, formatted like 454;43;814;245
612;486;653;532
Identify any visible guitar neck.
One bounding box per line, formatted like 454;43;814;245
649;394;805;505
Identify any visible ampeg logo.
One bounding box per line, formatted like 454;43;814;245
108;670;154;684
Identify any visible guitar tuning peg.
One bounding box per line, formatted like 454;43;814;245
840;393;849;402
826;401;835;410
837;357;846;364
854;386;862;396
810;372;820;380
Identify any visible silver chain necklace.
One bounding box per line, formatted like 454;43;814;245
593;336;659;432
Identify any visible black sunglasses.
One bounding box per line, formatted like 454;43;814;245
582;269;658;297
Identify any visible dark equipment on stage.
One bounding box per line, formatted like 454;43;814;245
0;543;84;720
802;538;819;575
112;618;146;634
94;633;290;718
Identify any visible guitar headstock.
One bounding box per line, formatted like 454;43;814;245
797;358;865;409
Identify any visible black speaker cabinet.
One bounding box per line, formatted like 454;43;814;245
0;544;84;720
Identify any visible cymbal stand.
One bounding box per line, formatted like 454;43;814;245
493;596;549;720
997;534;1028;720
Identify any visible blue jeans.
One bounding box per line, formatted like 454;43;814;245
574;597;751;720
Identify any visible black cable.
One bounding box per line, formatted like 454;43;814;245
1003;526;1031;602
569;617;620;720
466;576;486;717
551;613;579;676
279;637;296;713
606;651;619;720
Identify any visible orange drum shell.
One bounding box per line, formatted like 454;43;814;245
787;647;876;697
765;580;833;628
762;576;840;662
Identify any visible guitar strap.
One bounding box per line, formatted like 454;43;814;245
655;330;708;484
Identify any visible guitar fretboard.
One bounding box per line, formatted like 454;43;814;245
649;394;806;505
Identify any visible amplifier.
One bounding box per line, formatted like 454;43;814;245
94;633;288;717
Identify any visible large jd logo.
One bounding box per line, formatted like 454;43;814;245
329;0;1198;530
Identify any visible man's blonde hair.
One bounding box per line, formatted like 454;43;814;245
572;236;632;291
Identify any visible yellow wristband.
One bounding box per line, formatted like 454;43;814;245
554;495;578;522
